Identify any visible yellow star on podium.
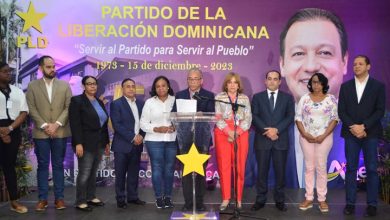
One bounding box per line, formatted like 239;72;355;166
16;1;47;33
182;213;207;220
177;143;210;176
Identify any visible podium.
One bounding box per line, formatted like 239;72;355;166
169;112;218;220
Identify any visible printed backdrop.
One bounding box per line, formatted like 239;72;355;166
1;0;389;189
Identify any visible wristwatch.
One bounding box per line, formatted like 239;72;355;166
8;125;14;132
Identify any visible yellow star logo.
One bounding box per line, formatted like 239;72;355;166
177;143;210;176
182;213;207;220
16;1;47;33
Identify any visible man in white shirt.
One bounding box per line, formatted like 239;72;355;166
110;78;146;209
338;55;386;217
26;55;72;211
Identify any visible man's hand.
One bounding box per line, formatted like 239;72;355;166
104;144;110;156
134;134;144;145
349;124;366;139
263;127;279;141
44;123;60;137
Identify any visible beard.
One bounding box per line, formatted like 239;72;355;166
43;71;56;79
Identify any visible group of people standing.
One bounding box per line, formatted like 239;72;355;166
0;51;385;218
0;9;386;219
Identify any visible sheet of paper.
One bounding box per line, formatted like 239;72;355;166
176;99;197;113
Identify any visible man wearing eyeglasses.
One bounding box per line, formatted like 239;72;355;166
26;55;72;211
172;68;215;211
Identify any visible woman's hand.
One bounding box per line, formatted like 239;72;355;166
153;126;175;133
303;132;316;143
76;144;84;158
315;134;327;144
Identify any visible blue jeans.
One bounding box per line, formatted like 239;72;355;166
145;141;177;199
345;137;379;206
76;148;103;205
34;138;67;200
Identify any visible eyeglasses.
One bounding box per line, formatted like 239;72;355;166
85;82;97;86
187;77;202;81
311;80;321;85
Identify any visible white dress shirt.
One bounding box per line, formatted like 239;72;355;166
0;85;29;120
140;95;176;141
267;89;279;109
125;96;140;135
355;75;369;103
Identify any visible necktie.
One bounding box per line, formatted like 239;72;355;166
270;92;275;111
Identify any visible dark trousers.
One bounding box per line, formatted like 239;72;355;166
76;147;103;205
345;137;379;206
114;146;142;203
0;119;20;200
255;147;288;204
34;138;67;200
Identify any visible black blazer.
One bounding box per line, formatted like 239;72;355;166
110;96;145;153
69;93;109;152
251;90;294;150
338;77;385;138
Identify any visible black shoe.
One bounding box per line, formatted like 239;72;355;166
196;203;206;212
251;202;265;211
75;205;93;212
128;199;146;205
275;202;287;212
343;204;355;215
164;197;174;208
87;200;105;207
155;198;164;209
117;201;127;209
364;205;377;217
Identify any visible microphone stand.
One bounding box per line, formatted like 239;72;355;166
195;93;266;220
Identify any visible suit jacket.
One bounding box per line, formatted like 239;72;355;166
338;77;385;138
26;78;72;138
69;93;109;152
110;96;145;153
251;90;294;150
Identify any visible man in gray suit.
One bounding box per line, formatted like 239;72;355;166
26;55;72;211
251;70;294;212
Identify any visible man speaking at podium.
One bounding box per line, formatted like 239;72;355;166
172;68;214;211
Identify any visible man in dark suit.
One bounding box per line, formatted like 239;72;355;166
251;70;294;212
339;55;385;217
110;78;146;209
173;68;215;211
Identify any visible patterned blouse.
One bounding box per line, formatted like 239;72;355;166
295;93;339;136
215;92;252;135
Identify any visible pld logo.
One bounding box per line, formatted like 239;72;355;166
16;1;48;48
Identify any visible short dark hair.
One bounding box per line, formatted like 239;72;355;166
307;72;329;93
121;78;135;87
38;55;54;66
265;70;281;80
355;55;370;65
280;8;348;59
149;75;174;97
81;75;97;85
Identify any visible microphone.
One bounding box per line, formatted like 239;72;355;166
192;92;202;100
